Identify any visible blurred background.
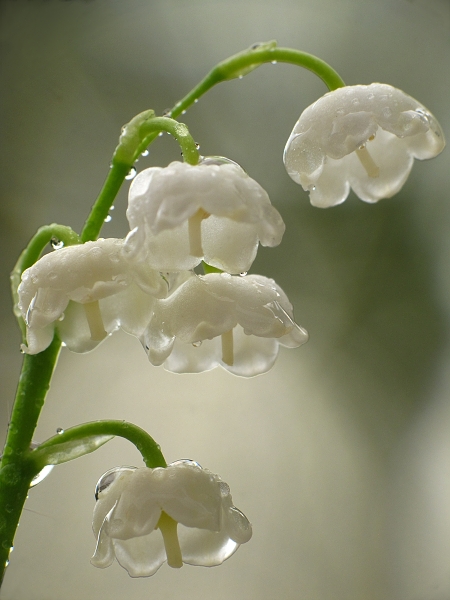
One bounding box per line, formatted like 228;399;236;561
1;1;449;598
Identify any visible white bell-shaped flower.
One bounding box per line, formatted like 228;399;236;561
124;158;285;273
91;460;252;577
18;238;168;354
284;83;445;207
141;272;308;376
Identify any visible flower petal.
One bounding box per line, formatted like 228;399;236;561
113;533;166;577
178;525;239;566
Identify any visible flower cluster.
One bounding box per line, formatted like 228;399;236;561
91;460;252;577
18;158;307;376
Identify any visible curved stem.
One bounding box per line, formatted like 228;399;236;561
169;42;346;119
34;420;167;469
0;335;62;584
81;115;199;243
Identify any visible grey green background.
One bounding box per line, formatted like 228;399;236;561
1;0;449;598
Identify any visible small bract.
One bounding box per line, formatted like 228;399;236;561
284;83;445;207
91;460;252;577
141;272;309;376
18;238;168;354
124;158;285;273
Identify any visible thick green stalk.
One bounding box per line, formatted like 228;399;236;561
0;336;62;584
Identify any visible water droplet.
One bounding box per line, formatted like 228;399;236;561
219;481;230;497
104;215;112;223
199;156;243;169
195;143;200;150
181;110;187;115
251;42;263;49
239;272;247;277
238;75;243;80
125;167;136;180
110;205;115;211
5;560;9;567
415;107;430;124
9;546;13;553
30;465;54;487
51;238;64;250
95;466;136;500
194;98;199;104
56;428;64;435
162;108;172;117
359;144;366;150
368;133;376;141
169;459;202;469
192;341;202;348
20;346;26;354
141;149;149;157
271;60;277;64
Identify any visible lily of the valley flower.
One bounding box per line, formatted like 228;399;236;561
124;158;285;274
141;272;308;376
284;83;445;207
18;238;168;354
91;460;252;577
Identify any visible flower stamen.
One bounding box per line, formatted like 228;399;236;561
188;208;210;257
83;301;108;341
355;145;380;178
156;511;183;569
221;329;234;366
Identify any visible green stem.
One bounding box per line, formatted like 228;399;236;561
0;335;62;584
81;115;199;243
81;162;131;243
34;420;167;469
169;42;346;119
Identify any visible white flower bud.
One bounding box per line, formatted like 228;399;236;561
124;160;285;273
91;460;252;577
141;273;309;376
284;83;445;207
18;238;168;354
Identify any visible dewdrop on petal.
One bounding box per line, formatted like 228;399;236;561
141;272;308;377
284;83;445;207
91;460;252;577
124;159;285;274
